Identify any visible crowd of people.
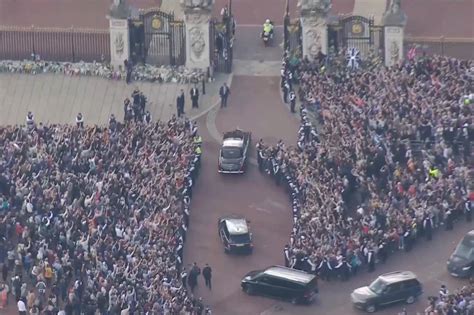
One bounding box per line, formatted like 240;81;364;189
0;89;208;314
259;52;473;280
424;281;474;314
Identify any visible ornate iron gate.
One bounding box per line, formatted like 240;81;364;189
134;9;185;66
209;12;234;73
328;15;383;60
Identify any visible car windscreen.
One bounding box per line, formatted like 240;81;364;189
368;278;387;295
230;233;250;243
454;241;473;260
221;147;242;159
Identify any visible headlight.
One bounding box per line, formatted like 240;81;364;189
244;276;251;280
462;266;471;271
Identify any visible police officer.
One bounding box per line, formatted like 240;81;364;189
109;114;117;130
289;90;296;113
76;113;84;128
445;209;454;230
282;79;290;103
283;245;291;267
423;215;433;241
180;268;187;288
465;198;472;222
143;110;152;124
367;247;375;272
256;139;265;172
272;157;280;185
26;111;35;130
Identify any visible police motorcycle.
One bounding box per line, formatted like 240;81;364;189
261;19;274;47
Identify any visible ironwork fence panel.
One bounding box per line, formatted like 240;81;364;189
140;9;186;66
405;37;474;60
0;25;110;62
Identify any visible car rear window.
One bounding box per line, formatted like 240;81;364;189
222;147;242;159
230;233;250;243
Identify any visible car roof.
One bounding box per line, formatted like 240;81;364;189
223;218;249;235
263;266;316;284
222;138;244;148
378;271;418;283
461;230;474;246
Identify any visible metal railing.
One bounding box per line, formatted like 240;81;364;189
405;36;474;60
0;25;110;62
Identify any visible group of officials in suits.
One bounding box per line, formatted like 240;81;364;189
176;83;231;117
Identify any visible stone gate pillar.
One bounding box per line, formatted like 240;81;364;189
181;0;214;70
382;0;407;67
299;0;332;60
108;0;131;68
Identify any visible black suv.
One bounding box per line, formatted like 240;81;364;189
447;230;474;278
218;216;253;254
351;271;423;313
241;265;318;304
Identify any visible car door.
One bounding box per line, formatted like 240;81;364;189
264;278;289;299
219;223;230;249
378;283;403;306
254;276;279;297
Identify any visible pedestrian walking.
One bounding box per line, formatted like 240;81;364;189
190;86;199;108
177;89;185;117
202;264;212;290
188;263;201;292
219;83;230;108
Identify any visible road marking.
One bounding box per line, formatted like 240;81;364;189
265;199;287;210
249;204;273;214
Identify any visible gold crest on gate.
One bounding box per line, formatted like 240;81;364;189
351;22;363;34
151;16;162;30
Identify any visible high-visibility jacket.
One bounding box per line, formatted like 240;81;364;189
195;147;202;155
194;136;202;145
429;168;440;178
263;23;273;34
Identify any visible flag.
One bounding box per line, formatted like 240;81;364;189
346;47;361;70
407;46;417;60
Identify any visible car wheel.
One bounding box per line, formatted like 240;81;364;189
224;248;229;254
406;295;415;304
365;305;376;313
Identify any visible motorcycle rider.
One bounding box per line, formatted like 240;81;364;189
262;19;274;39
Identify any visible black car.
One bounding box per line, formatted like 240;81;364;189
241;265;318;304
218;129;251;174
218;216;253;254
350;271;423;313
447;230;474;278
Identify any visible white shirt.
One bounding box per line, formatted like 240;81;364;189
17;300;27;311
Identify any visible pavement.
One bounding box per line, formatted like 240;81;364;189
0;73;229;126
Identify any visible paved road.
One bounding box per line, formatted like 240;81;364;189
182;2;474;315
